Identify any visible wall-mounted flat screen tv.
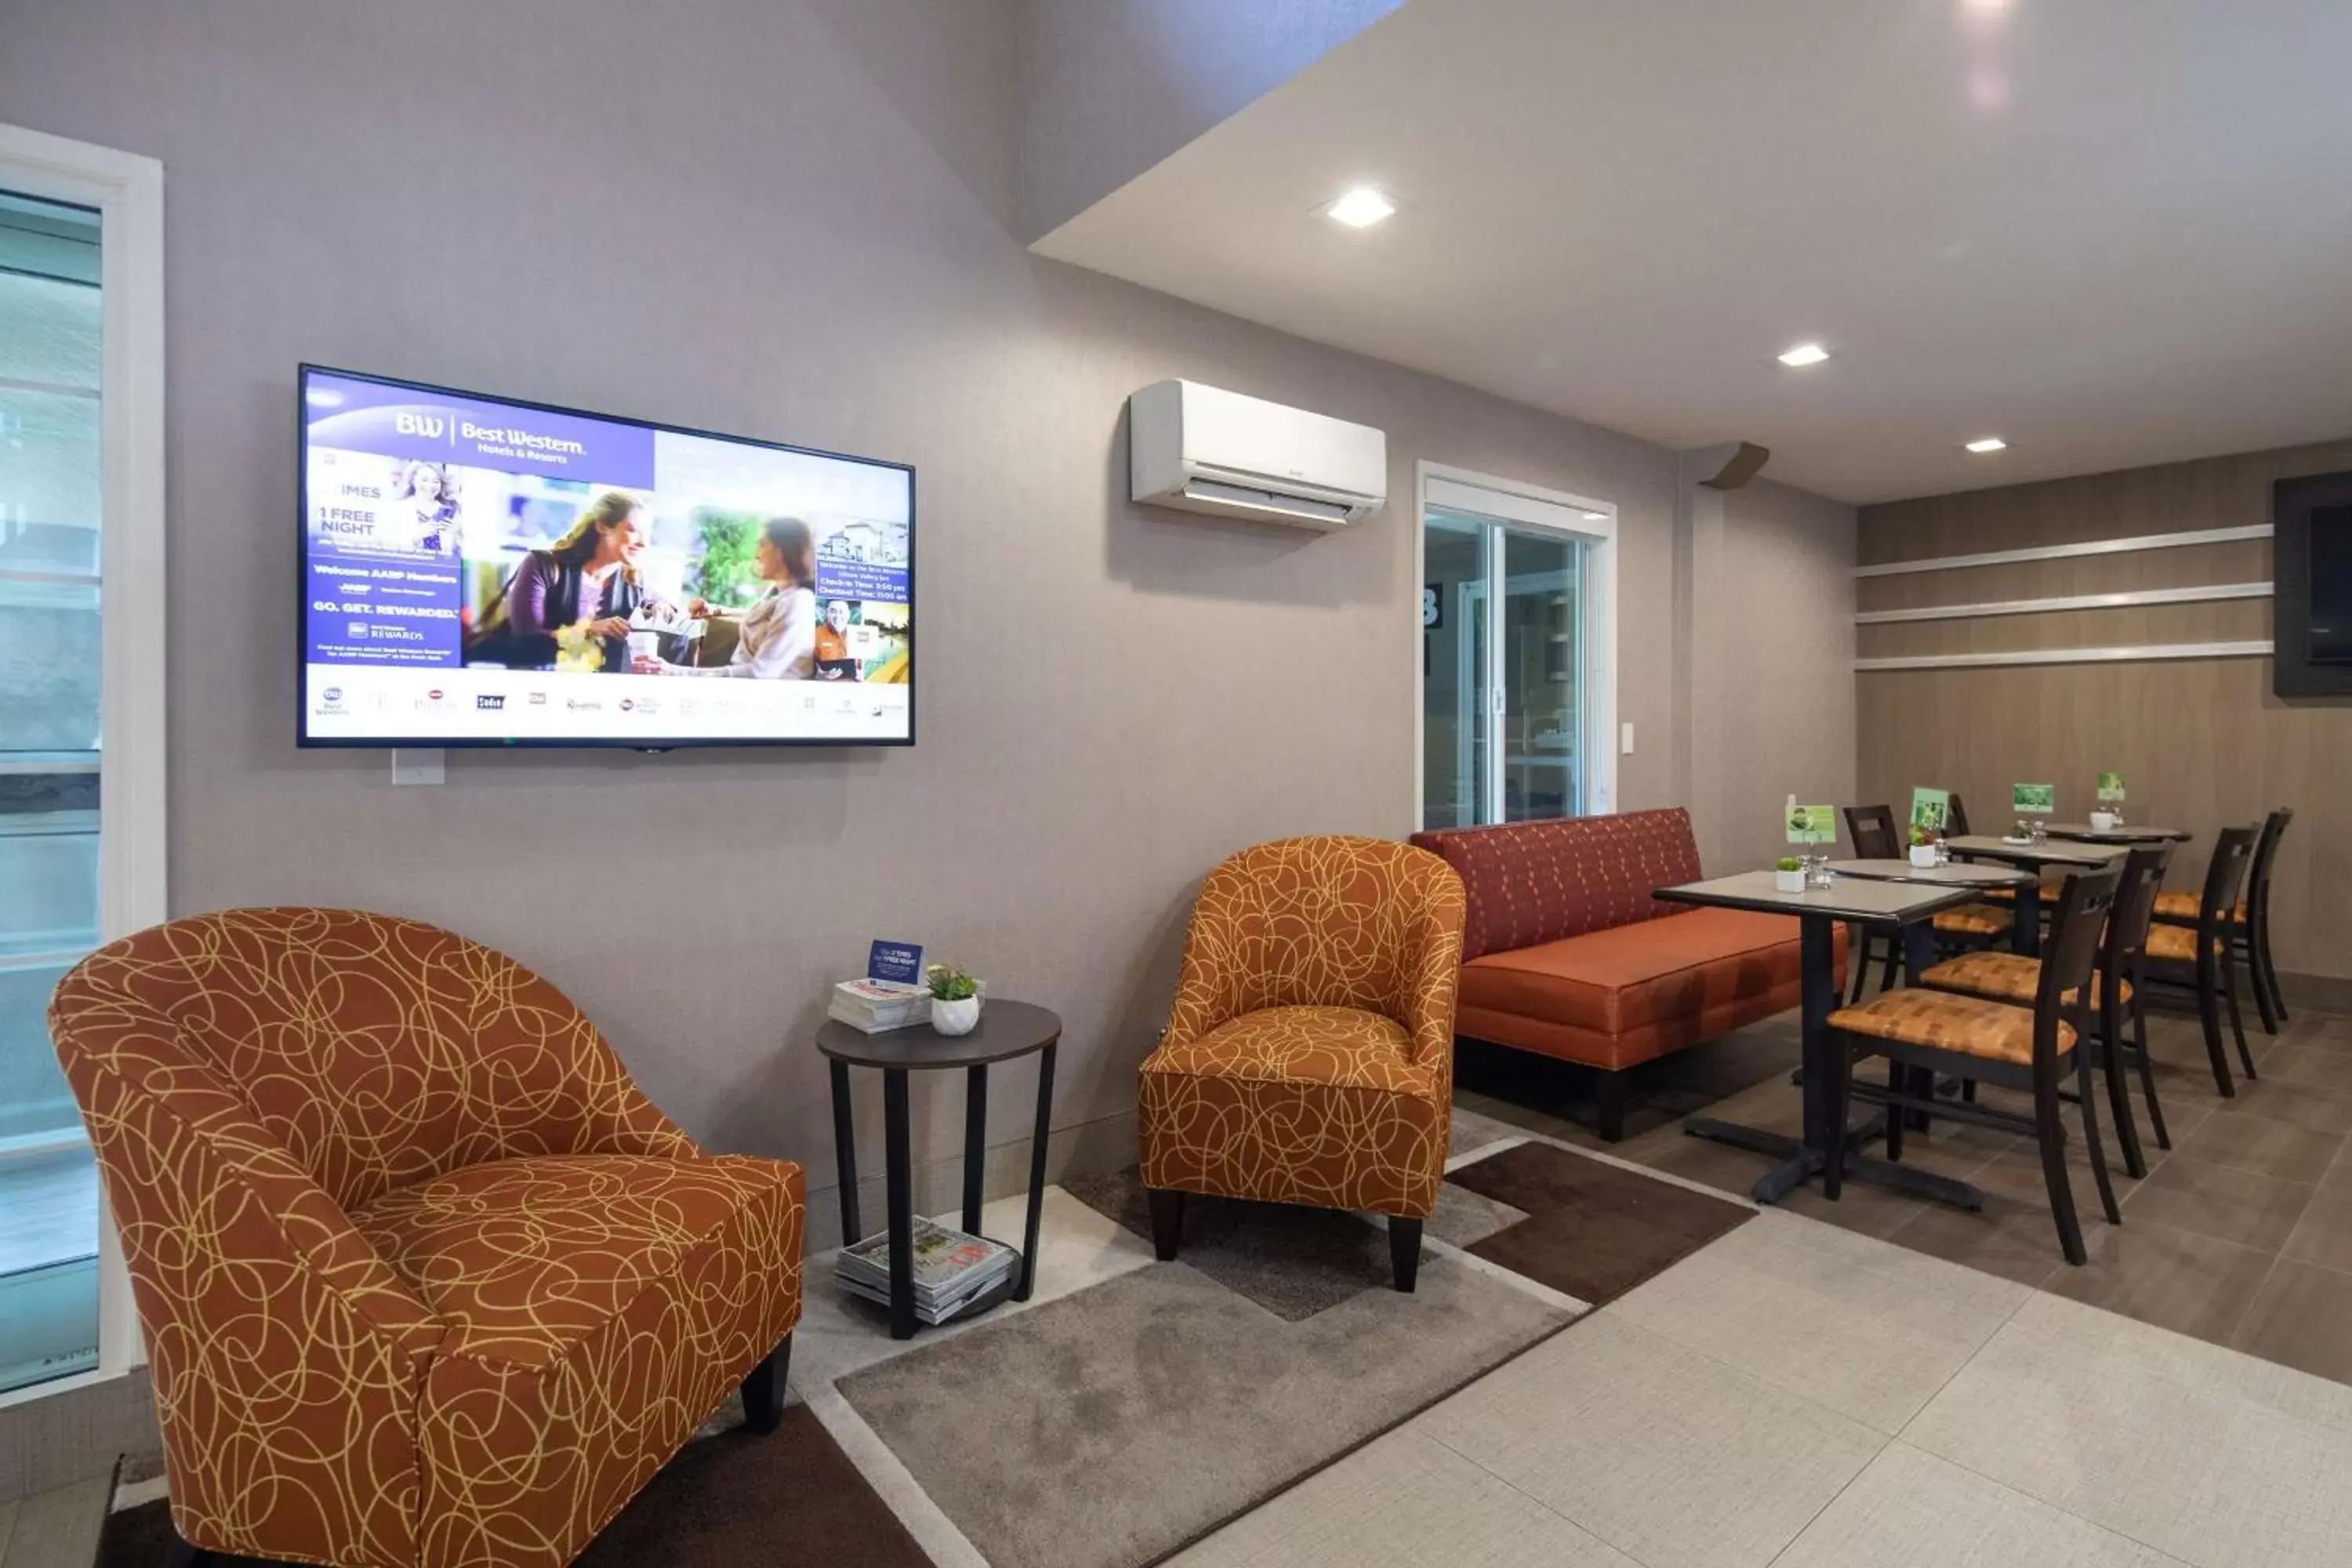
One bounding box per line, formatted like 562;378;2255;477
2309;504;2352;663
299;365;914;748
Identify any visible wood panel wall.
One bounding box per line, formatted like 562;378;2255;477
1857;437;2352;980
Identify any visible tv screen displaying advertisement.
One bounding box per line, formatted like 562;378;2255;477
299;365;914;748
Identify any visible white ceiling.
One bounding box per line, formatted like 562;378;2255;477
1033;0;2352;504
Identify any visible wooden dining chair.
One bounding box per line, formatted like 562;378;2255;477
1824;864;2125;1265
2143;824;2259;1097
2154;808;2292;1034
1915;843;2174;1178
1947;790;2065;913
1843;802;2013;975
1839;804;1906;1002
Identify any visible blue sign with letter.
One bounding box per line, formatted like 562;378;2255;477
868;940;924;985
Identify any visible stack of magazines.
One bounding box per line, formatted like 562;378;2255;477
836;1218;1015;1326
829;978;931;1033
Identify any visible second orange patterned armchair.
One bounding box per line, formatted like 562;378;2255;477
1138;836;1467;1291
48;908;804;1568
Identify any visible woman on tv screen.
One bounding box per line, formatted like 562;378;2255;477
644;516;817;680
465;491;661;672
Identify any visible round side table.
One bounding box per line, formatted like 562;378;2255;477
817;1000;1062;1341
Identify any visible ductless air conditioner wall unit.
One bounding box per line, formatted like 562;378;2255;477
1128;379;1388;529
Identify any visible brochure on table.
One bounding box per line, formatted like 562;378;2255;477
1784;799;1836;846
1910;787;1951;834
829;937;931;1033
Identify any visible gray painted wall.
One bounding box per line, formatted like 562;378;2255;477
1684;474;1860;873
3;0;1851;1240
1017;0;1405;241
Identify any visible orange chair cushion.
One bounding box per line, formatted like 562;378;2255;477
1139;1005;1444;1218
2146;924;2224;963
1976;875;2067;905
351;1152;804;1367
1143;1005;1432;1097
2152;891;2245;923
1830;989;2073;1065
1919;950;2129;1008
1932;903;2013;938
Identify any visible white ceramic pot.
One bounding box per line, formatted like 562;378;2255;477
931;994;982;1036
2089;810;2120;833
1773;869;1808;895
1910;844;1939;868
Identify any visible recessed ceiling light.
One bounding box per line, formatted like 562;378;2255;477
1965;436;2008;453
1325;187;1396;229
1777;343;1831;368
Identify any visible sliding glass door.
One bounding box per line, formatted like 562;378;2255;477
0;187;105;1393
1420;474;1615;831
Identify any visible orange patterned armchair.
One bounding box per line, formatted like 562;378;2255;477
48;908;804;1568
1138;836;1467;1291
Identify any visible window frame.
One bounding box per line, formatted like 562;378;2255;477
0;121;166;1406
1414;462;1618;830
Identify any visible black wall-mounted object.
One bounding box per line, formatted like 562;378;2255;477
2271;470;2352;698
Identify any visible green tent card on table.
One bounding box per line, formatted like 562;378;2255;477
1785;802;1837;845
2096;771;2126;802
2013;782;2056;815
1911;787;1951;833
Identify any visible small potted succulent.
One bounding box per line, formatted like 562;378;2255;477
926;962;982;1036
1909;822;1940;869
1773;856;1808;895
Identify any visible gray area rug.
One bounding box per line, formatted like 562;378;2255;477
1060;1167;1526;1319
837;1247;1570;1568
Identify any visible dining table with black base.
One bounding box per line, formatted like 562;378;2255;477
818;1000;1062;1341
1661;870;2016;1209
1940;836;2132;956
2040;823;2193;845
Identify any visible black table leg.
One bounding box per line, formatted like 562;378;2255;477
963;1064;989;1235
1018;1042;1056;1301
829;1058;859;1248
1901;920;1937;985
1688;914;1868;1202
1899;920;1941;1132
884;1068;916;1341
1795;913;1840;1164
1682;912;1977;1207
2016;877;2042;957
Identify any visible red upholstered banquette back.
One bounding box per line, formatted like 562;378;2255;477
1408;808;1703;962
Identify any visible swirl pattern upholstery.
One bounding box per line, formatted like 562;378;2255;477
1138;837;1466;1226
47;907;804;1568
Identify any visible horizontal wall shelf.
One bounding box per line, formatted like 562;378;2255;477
1855;523;2271;579
1856;581;2273;624
1857;640;2274;672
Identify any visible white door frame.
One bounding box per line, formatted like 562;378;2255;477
1414;462;1617;830
0;122;167;1407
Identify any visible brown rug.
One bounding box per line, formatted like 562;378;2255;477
97;1403;928;1568
1448;1139;1754;1303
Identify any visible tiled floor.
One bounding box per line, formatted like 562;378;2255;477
32;1006;2352;1567
1457;1000;2352;1387
47;1142;2352;1568
1177;1207;2352;1568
